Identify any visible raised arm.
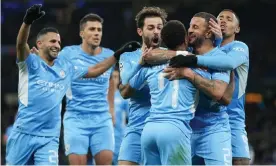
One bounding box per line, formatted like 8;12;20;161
17;4;45;62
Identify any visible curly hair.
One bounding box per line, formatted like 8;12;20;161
135;6;167;28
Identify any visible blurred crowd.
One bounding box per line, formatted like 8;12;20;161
1;0;276;164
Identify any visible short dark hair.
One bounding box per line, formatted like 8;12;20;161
161;20;187;50
193;12;218;26
193;12;217;42
220;9;240;25
79;13;104;31
135;6;167;28
36;27;59;41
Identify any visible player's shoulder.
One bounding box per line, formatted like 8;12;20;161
61;45;80;52
59;45;80;59
213;47;227;56
102;47;114;54
232;40;249;49
120;49;141;62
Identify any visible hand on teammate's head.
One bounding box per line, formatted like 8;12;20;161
23;4;45;25
209;18;222;40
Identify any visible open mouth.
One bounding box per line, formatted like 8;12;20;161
220;24;226;30
152;37;159;44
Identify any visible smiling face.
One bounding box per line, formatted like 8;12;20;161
188;17;209;48
80;21;103;48
37;32;61;60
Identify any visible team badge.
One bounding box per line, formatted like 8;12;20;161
60;70;66;78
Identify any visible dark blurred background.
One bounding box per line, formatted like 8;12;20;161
1;0;276;164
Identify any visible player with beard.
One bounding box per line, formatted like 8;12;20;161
160;13;232;165
118;6;167;165
126;20;206;165
145;9;250;165
6;5;138;165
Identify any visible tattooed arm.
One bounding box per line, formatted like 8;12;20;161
163;67;229;102
218;71;235;105
143;49;176;65
191;74;228;101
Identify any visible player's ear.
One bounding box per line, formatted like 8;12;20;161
137;28;143;37
235;26;240;34
80;31;84;39
205;30;212;39
36;40;42;49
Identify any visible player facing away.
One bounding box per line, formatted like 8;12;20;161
127;20;206;165
61;13;115;165
118;7;167;165
6;5;140;165
112;69;129;165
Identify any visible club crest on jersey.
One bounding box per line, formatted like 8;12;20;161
59;70;66;78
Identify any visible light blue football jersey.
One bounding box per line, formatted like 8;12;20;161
190;47;230;133
119;49;151;130
14;53;88;137
59;45;114;115
129;64;204;134
220;41;249;129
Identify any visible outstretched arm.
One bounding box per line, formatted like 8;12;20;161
85;41;141;78
85;56;117;78
143;48;177;65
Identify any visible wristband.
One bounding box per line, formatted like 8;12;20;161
176;51;189;56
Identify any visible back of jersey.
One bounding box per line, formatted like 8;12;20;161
119;49;151;131
220;41;249;129
130;64;201;134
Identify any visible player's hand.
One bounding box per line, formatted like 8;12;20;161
23;4;45;25
30;46;39;55
163;67;194;80
169;55;197;68
139;47;152;65
114;41;141;61
209;18;222;40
